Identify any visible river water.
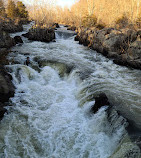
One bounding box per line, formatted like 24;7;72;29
0;23;140;157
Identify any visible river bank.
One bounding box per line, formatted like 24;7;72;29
0;21;57;119
75;26;141;70
0;18;30;119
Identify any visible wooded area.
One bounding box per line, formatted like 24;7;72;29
1;0;141;28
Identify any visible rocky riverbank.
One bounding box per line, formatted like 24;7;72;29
75;27;141;70
0;18;27;119
0;48;15;120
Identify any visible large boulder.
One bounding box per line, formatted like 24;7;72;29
14;36;23;44
127;39;141;59
0;30;15;48
91;93;110;113
24;27;55;42
0;67;15;103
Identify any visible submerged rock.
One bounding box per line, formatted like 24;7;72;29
91;93;110;113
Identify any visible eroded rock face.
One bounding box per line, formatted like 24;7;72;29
75;27;141;70
24;27;55;42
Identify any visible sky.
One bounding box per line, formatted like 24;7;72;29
22;0;77;8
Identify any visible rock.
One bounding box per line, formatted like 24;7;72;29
22;32;29;38
0;48;9;65
0;30;15;48
0;66;15;103
74;35;80;41
14;36;23;44
107;52;120;58
75;26;141;70
0;106;7;120
127;40;141;59
67;26;76;31
26;27;55;42
91;93;110;113
103;33;127;53
64;25;69;27
52;39;56;42
0;19;23;33
52;23;60;28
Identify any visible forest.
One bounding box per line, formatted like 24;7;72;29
0;0;141;29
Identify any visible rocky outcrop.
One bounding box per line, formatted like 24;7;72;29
91;93;110;113
14;36;23;44
0;66;15;103
0;19;23;33
0;29;15;48
22;27;55;42
0;66;15;119
75;27;141;70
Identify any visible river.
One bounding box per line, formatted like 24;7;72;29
0;23;140;158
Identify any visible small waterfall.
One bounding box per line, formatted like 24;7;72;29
55;26;76;39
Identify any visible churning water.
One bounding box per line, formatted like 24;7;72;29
0;23;140;158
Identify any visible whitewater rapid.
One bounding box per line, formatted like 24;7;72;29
0;23;140;158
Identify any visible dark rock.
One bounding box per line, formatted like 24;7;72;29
1;21;23;33
0;106;7;120
25;27;55;42
91;93;110;113
14;36;23;44
0;66;15;103
67;26;76;31
74;35;80;41
22;32;29;38
52;23;60;28
64;25;69;27
107;52;119;58
0;30;16;48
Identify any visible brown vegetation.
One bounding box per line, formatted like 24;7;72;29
27;0;141;28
